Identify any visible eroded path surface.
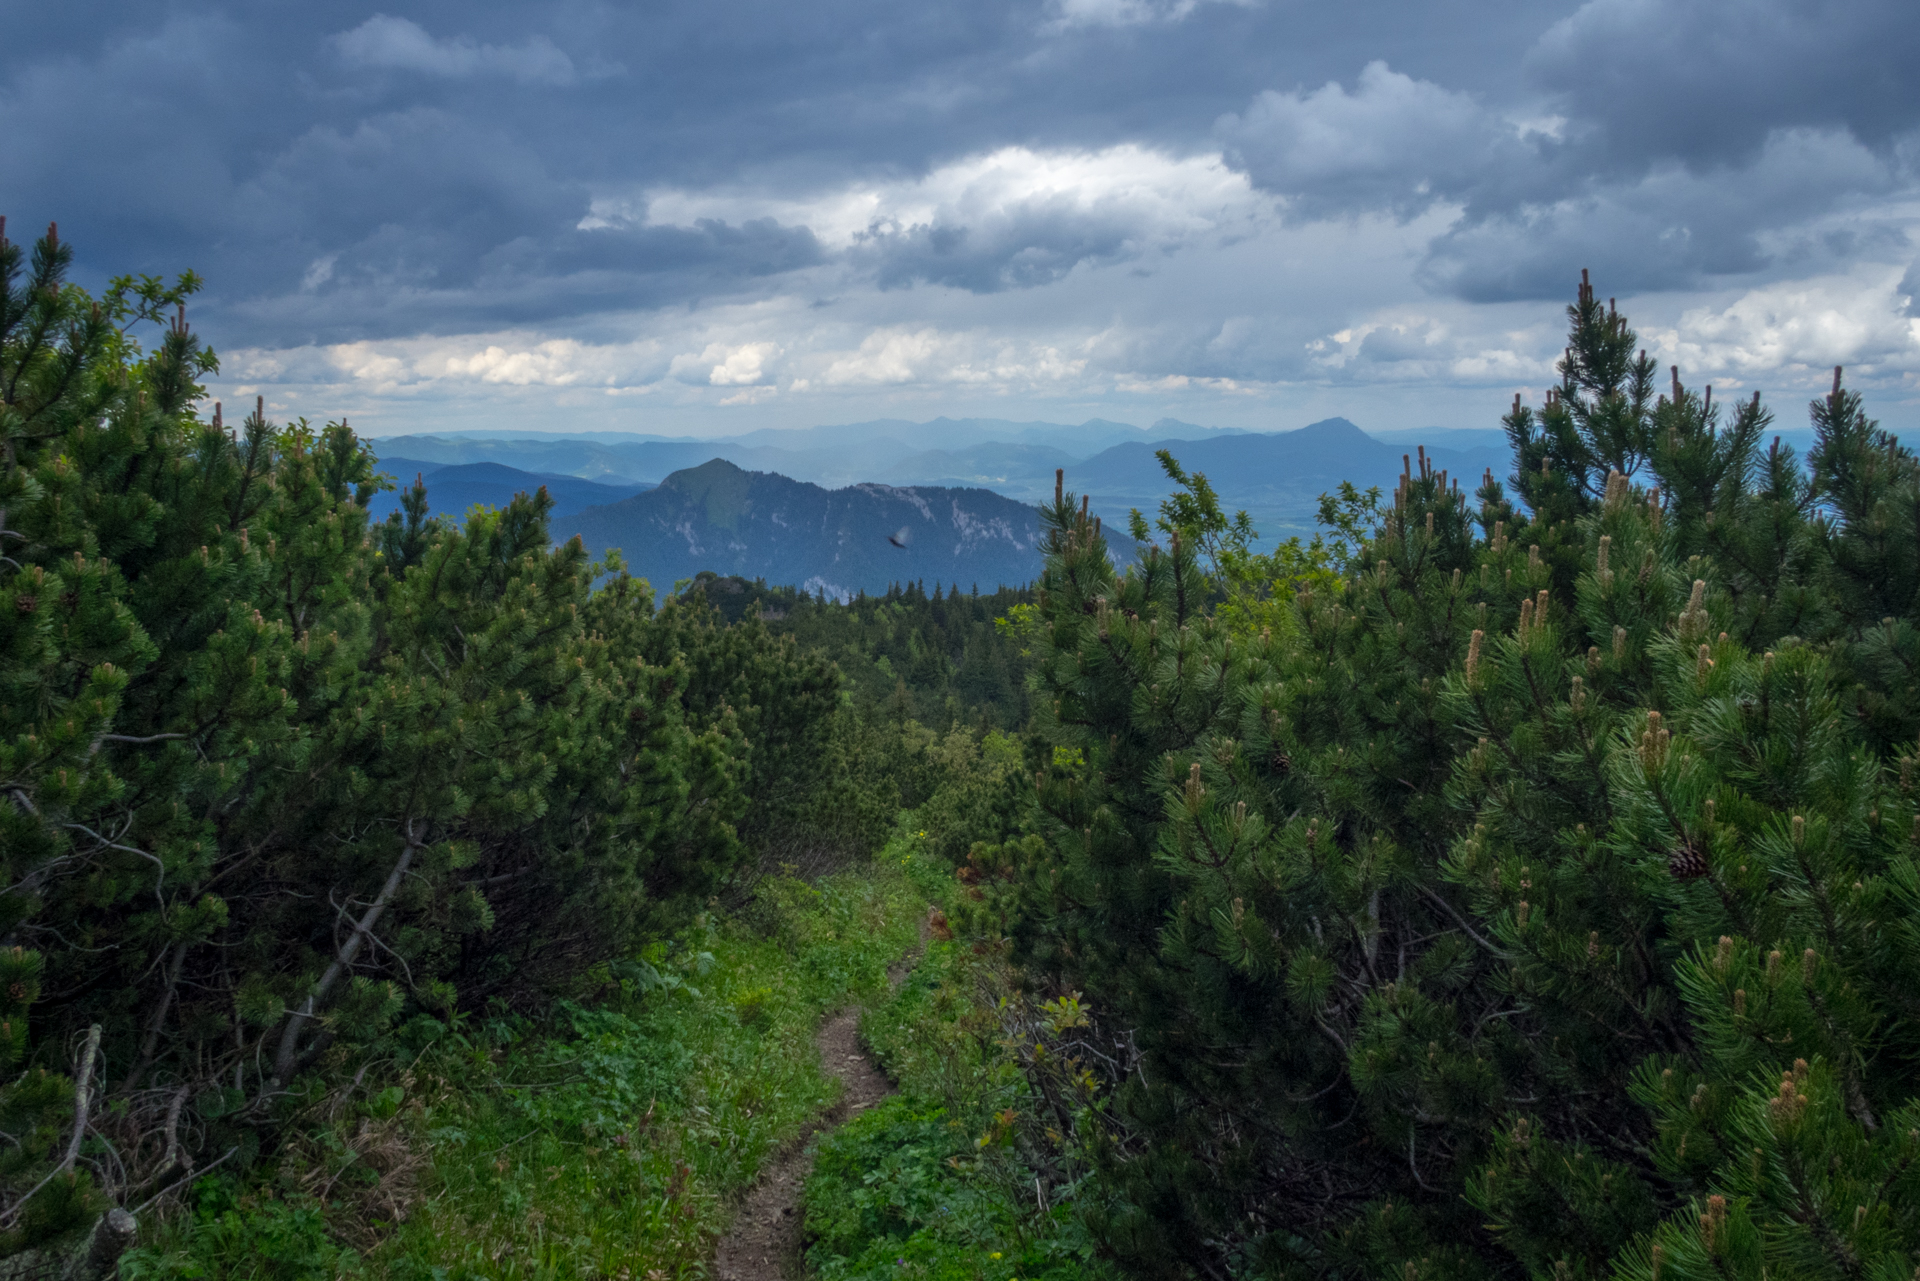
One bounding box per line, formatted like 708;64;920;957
713;938;924;1280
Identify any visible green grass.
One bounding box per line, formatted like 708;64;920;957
122;862;929;1281
800;830;1110;1281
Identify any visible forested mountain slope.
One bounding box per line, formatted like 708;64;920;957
675;573;1037;729
554;457;1076;597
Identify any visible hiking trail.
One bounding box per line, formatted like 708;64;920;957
711;930;926;1280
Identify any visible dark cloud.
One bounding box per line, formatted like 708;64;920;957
1216;61;1536;219
1;0;1558;338
2;0;1913;363
330;15;586;85
865;201;1168;292
1400;0;1920;300
1206;1;1920;302
1424;128;1907;301
1526;0;1920;171
224;219;826;344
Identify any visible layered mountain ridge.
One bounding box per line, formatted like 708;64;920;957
370;415;1256;493
367;413;1530;594
368;460;652;522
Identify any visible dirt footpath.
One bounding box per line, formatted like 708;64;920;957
710;1010;894;1279
712;935;925;1280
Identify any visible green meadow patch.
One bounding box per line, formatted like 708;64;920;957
122;863;928;1281
801;832;1109;1281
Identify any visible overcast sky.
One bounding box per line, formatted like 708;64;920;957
9;0;1920;438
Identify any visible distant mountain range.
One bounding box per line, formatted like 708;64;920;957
551;459;1066;598
370;414;1512;536
369;416;1256;494
361;413;1833;595
358;413;1545;593
368;460;652;522
1064;417;1511;533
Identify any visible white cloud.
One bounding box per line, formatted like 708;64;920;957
221;332;666;395
209;187;1920;438
329;345;410;387
1112;372;1258;394
818;328;1089;389
210;208;1521;420
1303;310;1558;384
1644;267;1920;383
1046;0;1254;30
669;341;781;386
444;341;597;386
332;16;579;85
300;256;337;291
580;143;1283;295
588;144;1271;252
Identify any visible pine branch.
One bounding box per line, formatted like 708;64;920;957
271;821;427;1085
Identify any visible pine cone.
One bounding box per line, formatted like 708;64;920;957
1668;836;1708;879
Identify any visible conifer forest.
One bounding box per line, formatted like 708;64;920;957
6;222;1920;1281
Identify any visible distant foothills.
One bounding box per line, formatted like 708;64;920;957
368;415;1530;597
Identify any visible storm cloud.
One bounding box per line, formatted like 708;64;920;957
5;0;1916;435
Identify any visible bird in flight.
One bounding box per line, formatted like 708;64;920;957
888;526;911;549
